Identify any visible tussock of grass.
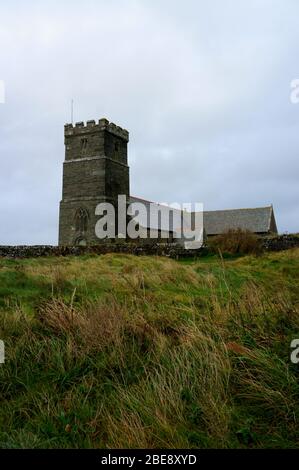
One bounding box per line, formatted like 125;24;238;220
209;228;262;255
39;298;125;357
0;249;299;448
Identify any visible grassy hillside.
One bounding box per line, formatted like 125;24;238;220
0;249;299;448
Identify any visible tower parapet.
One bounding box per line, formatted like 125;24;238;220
64;118;129;141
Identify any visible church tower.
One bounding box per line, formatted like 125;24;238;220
59;118;130;246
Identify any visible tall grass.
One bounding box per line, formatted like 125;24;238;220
0;249;299;448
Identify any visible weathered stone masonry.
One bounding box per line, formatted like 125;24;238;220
58;117;279;247
59;119;129;246
1;235;299;259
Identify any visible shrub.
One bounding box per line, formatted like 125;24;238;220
209;228;262;255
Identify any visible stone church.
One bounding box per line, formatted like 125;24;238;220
59;118;277;246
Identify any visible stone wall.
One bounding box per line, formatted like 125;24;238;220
261;234;299;251
1;234;298;260
0;243;204;260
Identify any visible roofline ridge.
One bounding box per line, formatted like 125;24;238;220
203;205;273;213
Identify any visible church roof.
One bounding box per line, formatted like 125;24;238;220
203;206;277;235
129;197;277;236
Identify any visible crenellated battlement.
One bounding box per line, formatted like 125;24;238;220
64;118;129;141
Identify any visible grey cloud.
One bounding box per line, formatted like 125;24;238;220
0;0;298;244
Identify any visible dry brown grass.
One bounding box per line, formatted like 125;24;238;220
209;228;262;255
1;249;299;448
38;297;125;356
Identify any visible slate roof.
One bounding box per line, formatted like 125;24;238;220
203;206;277;235
129;196;182;231
129;197;277;236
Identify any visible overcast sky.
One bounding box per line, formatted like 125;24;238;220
0;0;298;244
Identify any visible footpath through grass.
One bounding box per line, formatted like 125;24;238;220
0;249;299;448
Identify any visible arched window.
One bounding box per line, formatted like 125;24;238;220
74;208;89;233
75;237;87;247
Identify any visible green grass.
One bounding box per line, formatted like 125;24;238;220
0;249;299;448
